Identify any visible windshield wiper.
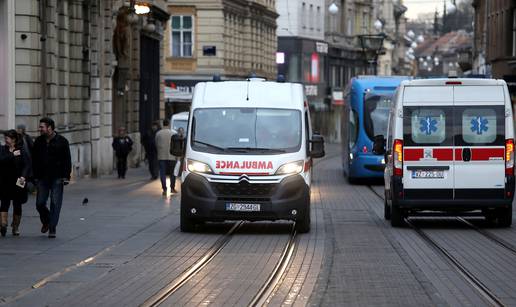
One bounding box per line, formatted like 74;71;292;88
226;147;286;153
193;140;226;152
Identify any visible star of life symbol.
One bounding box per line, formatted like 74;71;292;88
471;116;489;135
420;117;438;135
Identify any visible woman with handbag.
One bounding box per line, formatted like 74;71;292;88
0;130;31;236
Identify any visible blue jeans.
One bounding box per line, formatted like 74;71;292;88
36;179;64;229
159;160;176;191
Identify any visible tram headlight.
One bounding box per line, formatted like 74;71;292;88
275;160;304;175
187;159;213;174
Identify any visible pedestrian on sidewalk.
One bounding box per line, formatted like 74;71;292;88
33;117;72;238
156;119;176;195
112;127;133;179
171;127;186;180
16;124;34;192
142;121;160;180
0;130;31;237
16;124;34;156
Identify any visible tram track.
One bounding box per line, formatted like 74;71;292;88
141;221;243;307
141;221;297;307
367;185;506;307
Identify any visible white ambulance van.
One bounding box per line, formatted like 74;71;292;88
169;112;189;135
170;80;325;233
374;78;515;227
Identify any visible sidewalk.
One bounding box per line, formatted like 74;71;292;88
0;166;180;305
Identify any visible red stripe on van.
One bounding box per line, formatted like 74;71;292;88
455;148;504;161
455;148;462;160
471;148;504;161
433;148;453;161
404;148;423;161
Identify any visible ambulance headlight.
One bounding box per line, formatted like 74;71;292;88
187;160;213;174
275;160;304;175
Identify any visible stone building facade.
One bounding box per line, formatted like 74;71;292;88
0;0;169;178
472;0;516;100
163;0;278;117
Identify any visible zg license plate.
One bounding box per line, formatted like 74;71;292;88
225;203;261;212
412;170;444;179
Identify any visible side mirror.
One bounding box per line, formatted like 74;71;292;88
372;135;386;155
310;134;325;158
170;135;186;157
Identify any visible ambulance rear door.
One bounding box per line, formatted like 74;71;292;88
402;86;455;200
453;85;506;200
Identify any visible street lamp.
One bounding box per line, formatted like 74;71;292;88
358;34;386;75
127;0;151;24
328;2;339;33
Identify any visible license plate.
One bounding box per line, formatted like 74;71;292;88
412;170;444;179
225;203;261;212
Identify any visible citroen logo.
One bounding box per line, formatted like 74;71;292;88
239;174;250;183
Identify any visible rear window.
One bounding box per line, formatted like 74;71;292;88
456;106;504;146
404;107;452;146
462;109;497;144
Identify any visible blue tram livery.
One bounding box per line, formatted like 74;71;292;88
342;76;410;182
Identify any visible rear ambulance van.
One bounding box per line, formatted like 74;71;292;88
170;80;325;233
170;112;189;135
374;78;515;227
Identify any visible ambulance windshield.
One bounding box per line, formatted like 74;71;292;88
191;108;302;154
364;93;393;140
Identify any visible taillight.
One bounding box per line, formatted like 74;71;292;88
506;139;514;175
394;139;403;176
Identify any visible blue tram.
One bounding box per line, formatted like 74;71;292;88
342;76;410;182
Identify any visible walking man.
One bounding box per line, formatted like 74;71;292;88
112;127;133;179
142;121;160;180
155;119;177;195
32;117;72;238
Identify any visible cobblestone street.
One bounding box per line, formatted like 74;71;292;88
1;145;516;306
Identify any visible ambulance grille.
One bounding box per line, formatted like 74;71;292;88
211;182;276;197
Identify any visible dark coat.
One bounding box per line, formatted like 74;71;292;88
0;145;31;202
32;133;72;181
112;136;133;157
142;129;158;157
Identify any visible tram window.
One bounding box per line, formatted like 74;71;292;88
349;109;358;149
364;94;392;140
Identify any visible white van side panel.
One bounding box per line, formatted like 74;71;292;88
505;84;515;139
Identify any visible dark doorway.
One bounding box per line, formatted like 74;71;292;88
139;35;160;135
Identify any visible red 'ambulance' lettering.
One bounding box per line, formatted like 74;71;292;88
215;160;274;170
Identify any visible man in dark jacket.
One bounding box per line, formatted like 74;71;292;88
112;127;133;179
142;121;160;180
32;117;72;238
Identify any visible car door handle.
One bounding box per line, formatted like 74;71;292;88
462;148;471;162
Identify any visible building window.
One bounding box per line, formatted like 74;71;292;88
347;9;353;36
362;11;369;34
171;15;193;57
